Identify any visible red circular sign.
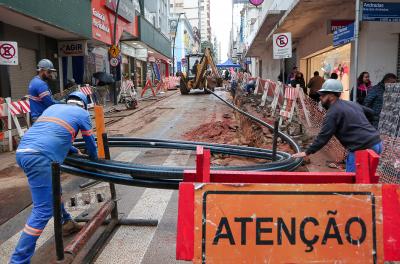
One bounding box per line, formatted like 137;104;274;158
0;44;16;59
249;0;264;7
276;34;289;48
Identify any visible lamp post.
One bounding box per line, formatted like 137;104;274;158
172;13;184;76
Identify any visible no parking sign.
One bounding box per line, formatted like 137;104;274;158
273;33;292;59
0;41;18;65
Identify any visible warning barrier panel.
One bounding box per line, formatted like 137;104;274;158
176;148;400;263
183;183;387;263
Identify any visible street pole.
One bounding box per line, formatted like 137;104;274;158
172;13;183;76
353;0;361;102
112;0;121;105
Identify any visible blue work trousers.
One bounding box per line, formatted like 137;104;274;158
346;142;383;172
10;153;71;264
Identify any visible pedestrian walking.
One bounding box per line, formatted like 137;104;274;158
350;72;372;104
363;73;397;128
307;71;325;102
290;71;306;94
10;91;98;264
286;66;298;84
28;59;60;123
292;79;383;172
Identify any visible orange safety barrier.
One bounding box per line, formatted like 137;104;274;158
176;147;400;263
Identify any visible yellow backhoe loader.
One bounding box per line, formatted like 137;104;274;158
178;48;223;95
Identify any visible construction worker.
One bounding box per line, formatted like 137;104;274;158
292;79;382;172
28;59;59;123
10;91;97;264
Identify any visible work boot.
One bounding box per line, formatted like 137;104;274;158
62;220;84;236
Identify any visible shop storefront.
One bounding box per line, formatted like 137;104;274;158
90;0;139;85
306;44;351;100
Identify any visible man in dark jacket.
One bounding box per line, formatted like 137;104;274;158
363;73;397;128
307;71;325;102
292;79;382;172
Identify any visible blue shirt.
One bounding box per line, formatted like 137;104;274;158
28;76;58;119
18;104;98;163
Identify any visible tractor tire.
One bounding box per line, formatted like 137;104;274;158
180;79;189;95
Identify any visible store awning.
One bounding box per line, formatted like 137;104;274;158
0;5;88;40
265;0;354;43
217;59;241;68
245;10;285;57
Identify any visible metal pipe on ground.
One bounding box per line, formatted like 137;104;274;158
74;217;158;226
64;199;115;256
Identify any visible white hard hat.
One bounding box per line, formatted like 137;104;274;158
319;79;343;93
37;59;56;71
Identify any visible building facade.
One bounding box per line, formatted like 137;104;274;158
170;0;211;43
0;0;92;99
245;0;400;100
0;0;172;100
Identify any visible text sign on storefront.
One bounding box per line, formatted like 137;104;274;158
273;33;292;59
58;41;87;57
0;41;18;65
362;2;400;22
193;184;383;263
328;20;354;34
333;23;355;47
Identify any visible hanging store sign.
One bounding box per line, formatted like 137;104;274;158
333;23;355;47
328;20;354;34
190;184;383;263
362;2;400;22
273;33;292;59
105;0;135;22
58;41;87;57
0;41;18;65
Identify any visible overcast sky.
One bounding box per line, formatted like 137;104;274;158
210;0;232;62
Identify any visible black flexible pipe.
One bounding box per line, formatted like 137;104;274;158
62;90;303;188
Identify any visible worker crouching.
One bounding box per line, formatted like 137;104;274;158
292;79;382;172
10;92;98;264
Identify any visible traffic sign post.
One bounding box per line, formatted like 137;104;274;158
109;44;120;58
0;41;18;65
273;33;292;59
109;57;119;67
273;33;292;85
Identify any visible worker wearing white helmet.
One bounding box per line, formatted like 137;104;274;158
293;79;382;172
28;59;60;122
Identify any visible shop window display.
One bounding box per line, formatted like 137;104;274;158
308;44;351;100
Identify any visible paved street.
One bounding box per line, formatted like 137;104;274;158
0;90;233;263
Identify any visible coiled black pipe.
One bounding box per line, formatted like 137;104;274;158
62;90;303;188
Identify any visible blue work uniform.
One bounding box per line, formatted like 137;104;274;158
10;104;97;264
28;76;59;121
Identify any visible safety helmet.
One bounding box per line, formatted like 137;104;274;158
318;79;343;94
67;91;88;110
37;59;56;71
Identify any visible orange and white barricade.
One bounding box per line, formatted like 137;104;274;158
279;85;300;126
79;84;96;109
2;97;31;151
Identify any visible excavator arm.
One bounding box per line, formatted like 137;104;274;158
192;48;221;89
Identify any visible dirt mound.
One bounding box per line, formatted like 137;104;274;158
183;117;238;144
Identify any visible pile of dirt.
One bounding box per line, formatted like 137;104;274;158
183;115;238;144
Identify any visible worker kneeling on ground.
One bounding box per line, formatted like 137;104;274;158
292;79;382;172
10;92;98;264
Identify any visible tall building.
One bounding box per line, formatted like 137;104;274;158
170;0;211;43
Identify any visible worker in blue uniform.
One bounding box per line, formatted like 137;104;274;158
28;59;59;122
10;92;98;264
